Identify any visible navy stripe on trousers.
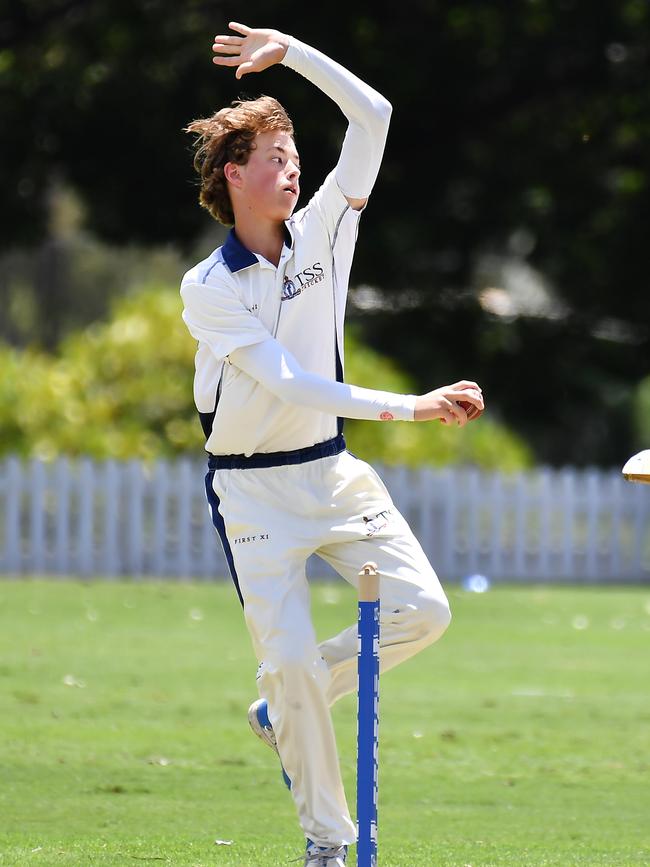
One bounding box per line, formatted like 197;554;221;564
204;469;243;608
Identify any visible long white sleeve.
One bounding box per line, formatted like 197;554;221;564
229;338;416;422
281;37;391;199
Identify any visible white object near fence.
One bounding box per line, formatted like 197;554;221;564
0;456;648;583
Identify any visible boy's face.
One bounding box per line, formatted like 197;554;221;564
232;130;301;222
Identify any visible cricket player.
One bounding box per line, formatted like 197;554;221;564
180;22;484;867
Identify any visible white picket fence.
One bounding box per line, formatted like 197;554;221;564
0;456;649;583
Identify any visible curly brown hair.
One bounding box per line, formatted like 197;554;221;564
184;95;295;226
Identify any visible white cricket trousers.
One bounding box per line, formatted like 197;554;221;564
206;443;451;847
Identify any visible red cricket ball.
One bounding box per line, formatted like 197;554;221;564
458;398;483;422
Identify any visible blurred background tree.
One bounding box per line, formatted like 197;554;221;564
1;0;649;465
0;286;531;468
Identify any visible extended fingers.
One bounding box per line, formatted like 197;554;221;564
213;34;244;45
212;43;242;56
228;21;252;36
213;33;243;58
212;55;241;66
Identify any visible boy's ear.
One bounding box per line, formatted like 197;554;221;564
224;162;243;188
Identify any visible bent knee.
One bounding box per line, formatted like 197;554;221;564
413;591;452;643
425;594;452;639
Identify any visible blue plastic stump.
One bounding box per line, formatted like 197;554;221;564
357;563;380;867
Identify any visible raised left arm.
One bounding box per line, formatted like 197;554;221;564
280;36;391;210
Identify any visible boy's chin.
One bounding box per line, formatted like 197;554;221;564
278;195;299;219
273;208;297;223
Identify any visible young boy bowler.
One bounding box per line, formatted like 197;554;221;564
180;22;484;867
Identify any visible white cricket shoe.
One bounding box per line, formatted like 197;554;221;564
247;698;277;750
304;840;348;866
247;698;291;789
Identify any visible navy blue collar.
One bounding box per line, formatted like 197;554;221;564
221;229;258;273
221;225;294;274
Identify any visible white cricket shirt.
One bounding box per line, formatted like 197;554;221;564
181;170;362;456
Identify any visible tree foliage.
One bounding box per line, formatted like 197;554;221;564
634;375;650;445
0;286;530;468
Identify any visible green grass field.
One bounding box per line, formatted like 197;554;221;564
1;580;649;867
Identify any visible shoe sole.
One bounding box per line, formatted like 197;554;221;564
248;699;291;790
247;699;278;752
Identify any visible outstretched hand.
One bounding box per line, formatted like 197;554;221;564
212;22;289;79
